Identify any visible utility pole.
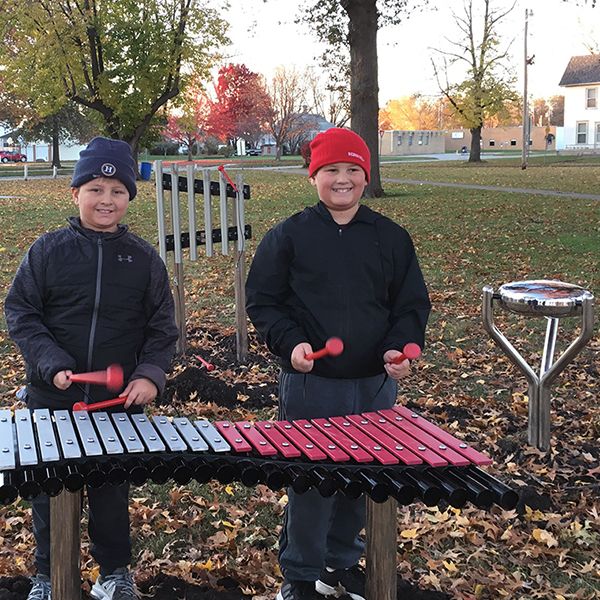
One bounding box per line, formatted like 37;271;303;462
521;9;534;170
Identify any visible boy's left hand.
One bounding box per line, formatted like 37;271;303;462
383;350;411;381
120;378;158;409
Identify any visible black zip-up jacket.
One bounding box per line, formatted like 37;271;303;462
4;217;178;409
246;202;431;378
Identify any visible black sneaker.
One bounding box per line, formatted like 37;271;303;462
276;579;324;600
316;565;365;600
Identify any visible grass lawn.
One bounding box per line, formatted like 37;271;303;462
0;158;598;598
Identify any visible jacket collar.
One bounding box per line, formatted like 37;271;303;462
314;201;379;225
68;216;129;240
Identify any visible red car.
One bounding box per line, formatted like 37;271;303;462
0;150;27;163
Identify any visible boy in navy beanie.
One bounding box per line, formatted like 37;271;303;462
5;137;178;600
246;127;430;600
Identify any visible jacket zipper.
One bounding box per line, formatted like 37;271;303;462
85;238;103;385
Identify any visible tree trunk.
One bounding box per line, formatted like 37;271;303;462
343;0;383;197
52;118;62;169
469;126;482;162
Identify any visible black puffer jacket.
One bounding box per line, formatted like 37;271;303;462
5;217;178;409
246;202;431;378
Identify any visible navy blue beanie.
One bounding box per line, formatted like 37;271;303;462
71;137;137;200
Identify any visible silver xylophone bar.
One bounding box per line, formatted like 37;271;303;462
0;408;518;510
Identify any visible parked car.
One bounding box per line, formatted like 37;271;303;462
245;147;261;156
0;150;27;163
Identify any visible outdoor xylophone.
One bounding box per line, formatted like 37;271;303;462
0;405;518;511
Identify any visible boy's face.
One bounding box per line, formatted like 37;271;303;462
310;162;367;223
72;177;130;232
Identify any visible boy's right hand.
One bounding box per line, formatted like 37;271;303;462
53;370;73;390
291;342;315;373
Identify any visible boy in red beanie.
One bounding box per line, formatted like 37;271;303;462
246;128;431;600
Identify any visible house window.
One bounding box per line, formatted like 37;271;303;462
397;134;403;145
510;139;517;146
596;123;600;144
586;88;597;109
489;140;495;147
577;121;588;144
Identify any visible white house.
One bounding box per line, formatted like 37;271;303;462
0;126;85;161
559;54;600;150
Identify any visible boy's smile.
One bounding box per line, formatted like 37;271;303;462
310;162;368;224
72;177;130;232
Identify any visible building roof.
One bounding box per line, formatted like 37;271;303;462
559;54;600;86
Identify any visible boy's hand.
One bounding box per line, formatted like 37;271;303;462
120;378;158;408
291;342;315;373
53;370;73;390
383;350;411;381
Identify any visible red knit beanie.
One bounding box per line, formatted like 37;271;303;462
308;128;371;182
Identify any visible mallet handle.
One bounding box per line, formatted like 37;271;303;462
72;397;128;412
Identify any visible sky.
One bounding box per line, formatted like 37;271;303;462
223;0;600;105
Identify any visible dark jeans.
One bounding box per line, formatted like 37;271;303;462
277;371;397;581
32;482;131;577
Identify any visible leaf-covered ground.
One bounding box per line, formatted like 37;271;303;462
0;159;598;599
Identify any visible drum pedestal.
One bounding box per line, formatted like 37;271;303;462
482;280;594;451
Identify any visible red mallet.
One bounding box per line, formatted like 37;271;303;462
305;337;345;361
68;364;124;392
194;354;215;372
72;396;128;412
389;343;422;364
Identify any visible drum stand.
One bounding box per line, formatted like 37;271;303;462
482;280;594;451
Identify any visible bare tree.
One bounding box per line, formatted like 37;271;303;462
431;0;517;162
265;67;310;159
305;66;350;128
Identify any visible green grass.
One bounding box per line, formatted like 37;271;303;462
0;160;598;598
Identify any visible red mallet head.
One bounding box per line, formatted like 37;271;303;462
389;343;422;364
68;364;124;392
305;337;345;361
325;337;344;357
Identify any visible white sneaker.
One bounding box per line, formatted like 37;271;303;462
90;567;139;600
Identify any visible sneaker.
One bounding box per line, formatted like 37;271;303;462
90;567;139;600
276;578;325;600
316;565;365;600
27;574;51;600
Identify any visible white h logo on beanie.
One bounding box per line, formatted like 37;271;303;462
101;163;117;176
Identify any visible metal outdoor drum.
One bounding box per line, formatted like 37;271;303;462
482;280;595;451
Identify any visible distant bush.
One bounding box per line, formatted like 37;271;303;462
150;141;181;156
300;142;311;168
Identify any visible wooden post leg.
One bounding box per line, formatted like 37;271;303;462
366;497;398;600
50;490;82;600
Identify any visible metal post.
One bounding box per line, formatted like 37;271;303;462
155;161;167;263
203;169;213;257
234;173;248;363
187;164;198;261
218;171;229;256
170;164;186;355
521;9;532;170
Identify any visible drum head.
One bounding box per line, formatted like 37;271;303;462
497;280;592;317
